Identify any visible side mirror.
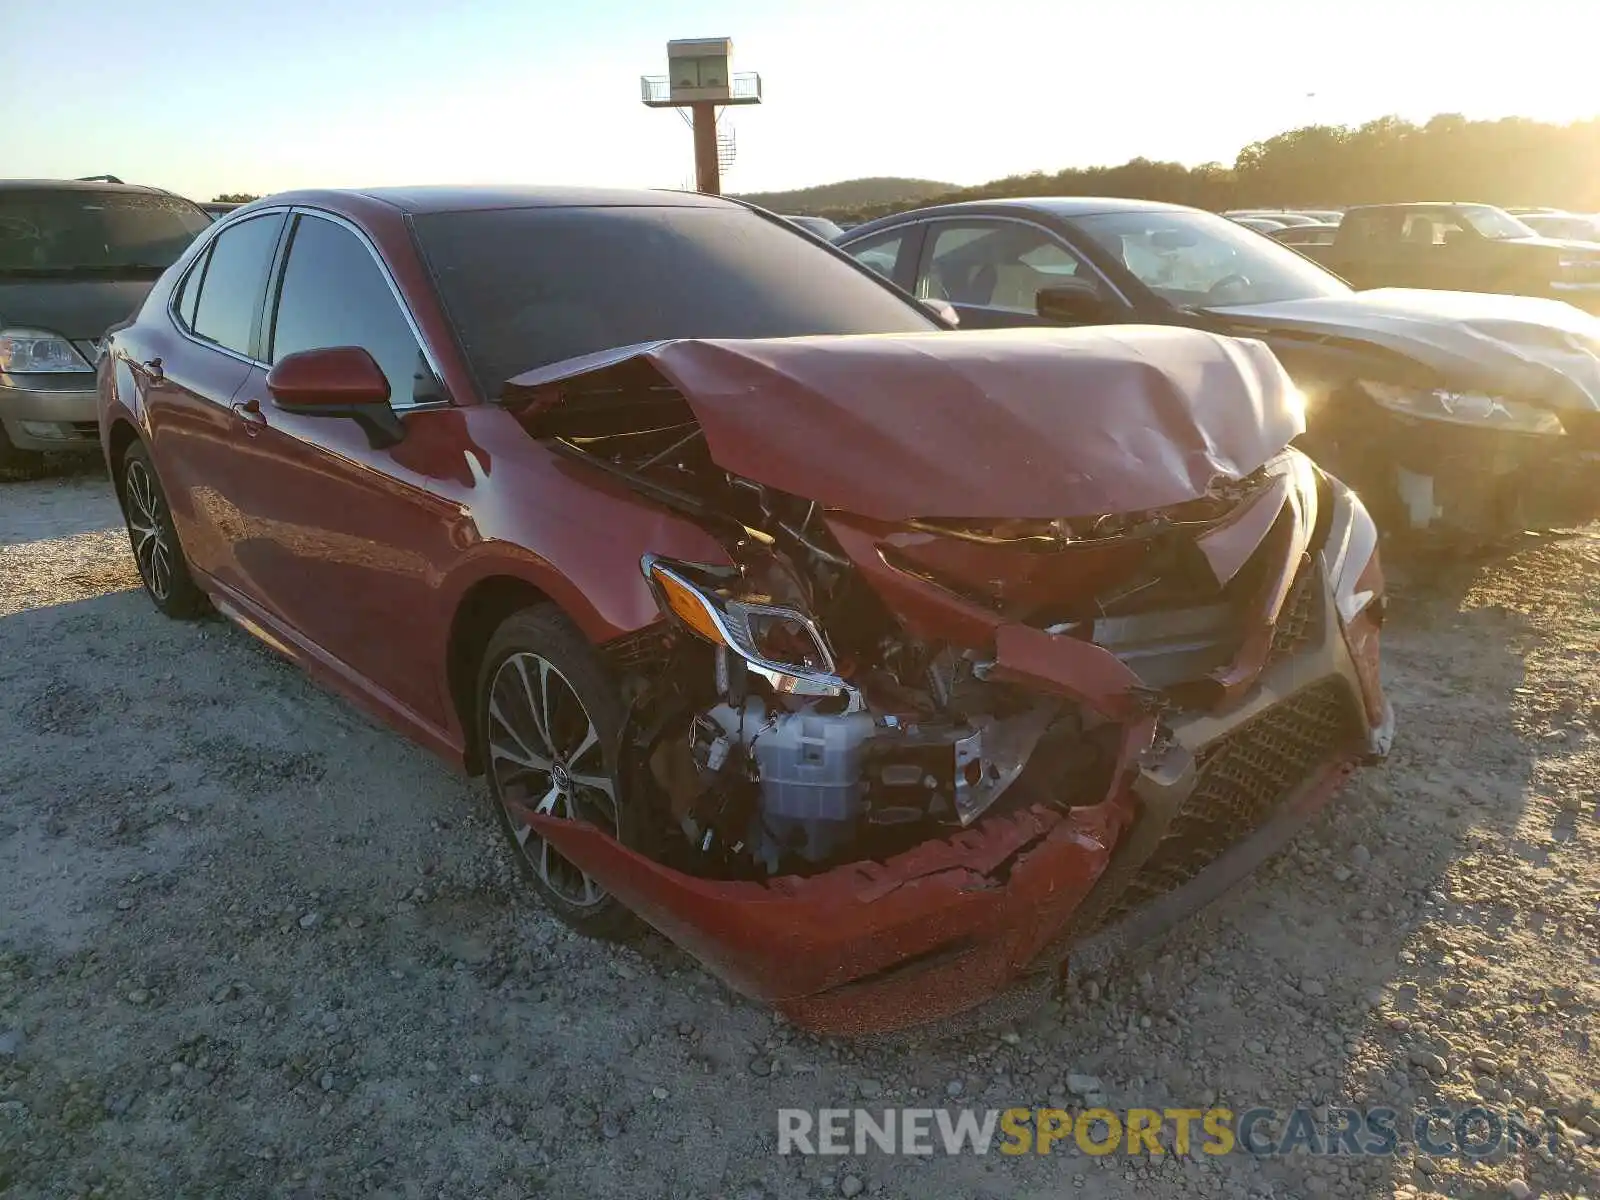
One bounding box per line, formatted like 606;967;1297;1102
266;346;405;448
921;298;960;327
1035;284;1109;326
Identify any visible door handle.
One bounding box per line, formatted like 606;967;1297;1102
137;356;164;382
231;398;268;432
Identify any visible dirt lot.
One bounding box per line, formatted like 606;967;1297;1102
1;466;1596;1200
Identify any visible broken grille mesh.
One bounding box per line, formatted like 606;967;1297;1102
1100;679;1362;925
1266;565;1321;664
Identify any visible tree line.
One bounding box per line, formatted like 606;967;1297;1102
811;114;1600;222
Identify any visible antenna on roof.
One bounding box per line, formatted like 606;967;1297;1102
76;174;125;184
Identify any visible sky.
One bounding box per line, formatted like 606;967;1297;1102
6;0;1599;201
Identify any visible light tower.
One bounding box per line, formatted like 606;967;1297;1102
640;38;762;195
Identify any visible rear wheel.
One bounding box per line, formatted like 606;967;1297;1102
120;442;208;618
477;606;642;940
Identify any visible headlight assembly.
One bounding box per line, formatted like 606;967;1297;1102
1361;380;1563;435
643;556;853;700
0;328;94;374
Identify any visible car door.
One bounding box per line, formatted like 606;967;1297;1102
142;211;287;588
913;219;1111;329
218;210;467;729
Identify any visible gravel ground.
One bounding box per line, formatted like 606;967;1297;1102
1;466;1596;1200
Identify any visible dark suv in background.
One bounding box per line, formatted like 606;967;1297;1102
0;179;210;473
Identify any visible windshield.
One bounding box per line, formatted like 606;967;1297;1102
0;189;212;273
413;205;936;395
1073;209;1351;308
1458;205;1537;240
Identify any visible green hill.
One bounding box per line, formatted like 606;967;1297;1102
735;177;954;214
744;115;1600;224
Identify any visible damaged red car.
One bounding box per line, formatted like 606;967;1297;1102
97;187;1393;1035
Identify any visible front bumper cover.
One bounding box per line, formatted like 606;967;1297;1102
531;546;1388;1036
0;375;101;452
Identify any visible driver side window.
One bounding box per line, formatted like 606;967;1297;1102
917;221;1100;314
267;213;435;407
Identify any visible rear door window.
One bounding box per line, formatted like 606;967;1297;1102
919;220;1101;312
189;213;286;356
844;228;912;284
1340;210;1400;249
267;213;432;407
1400;211;1468;247
172;247;208;329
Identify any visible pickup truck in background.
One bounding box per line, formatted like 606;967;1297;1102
1299;202;1600;310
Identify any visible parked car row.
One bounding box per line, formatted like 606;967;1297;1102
1226;208;1345;229
1223;209;1345;247
4;173;1593;1037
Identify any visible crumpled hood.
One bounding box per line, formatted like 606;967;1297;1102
505;326;1304;521
1205;288;1600;410
0;278;156;342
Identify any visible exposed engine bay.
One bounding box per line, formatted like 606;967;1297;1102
506;335;1330;883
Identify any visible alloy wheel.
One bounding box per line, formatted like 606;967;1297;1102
124;458;173;602
486;651;619;908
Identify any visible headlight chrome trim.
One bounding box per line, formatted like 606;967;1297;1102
642;555;859;703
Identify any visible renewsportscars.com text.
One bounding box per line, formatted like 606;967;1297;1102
777;1106;1559;1159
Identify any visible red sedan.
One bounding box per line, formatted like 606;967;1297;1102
97;187;1392;1035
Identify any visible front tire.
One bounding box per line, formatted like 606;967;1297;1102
120;442;207;618
477;605;641;940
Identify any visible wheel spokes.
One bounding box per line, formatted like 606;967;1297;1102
487;696;554;774
509;654;558;759
125;463;172;600
487;651;618;910
533;783;565;817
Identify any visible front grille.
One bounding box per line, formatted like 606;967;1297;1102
1098;679;1362;925
1266;566;1321;664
